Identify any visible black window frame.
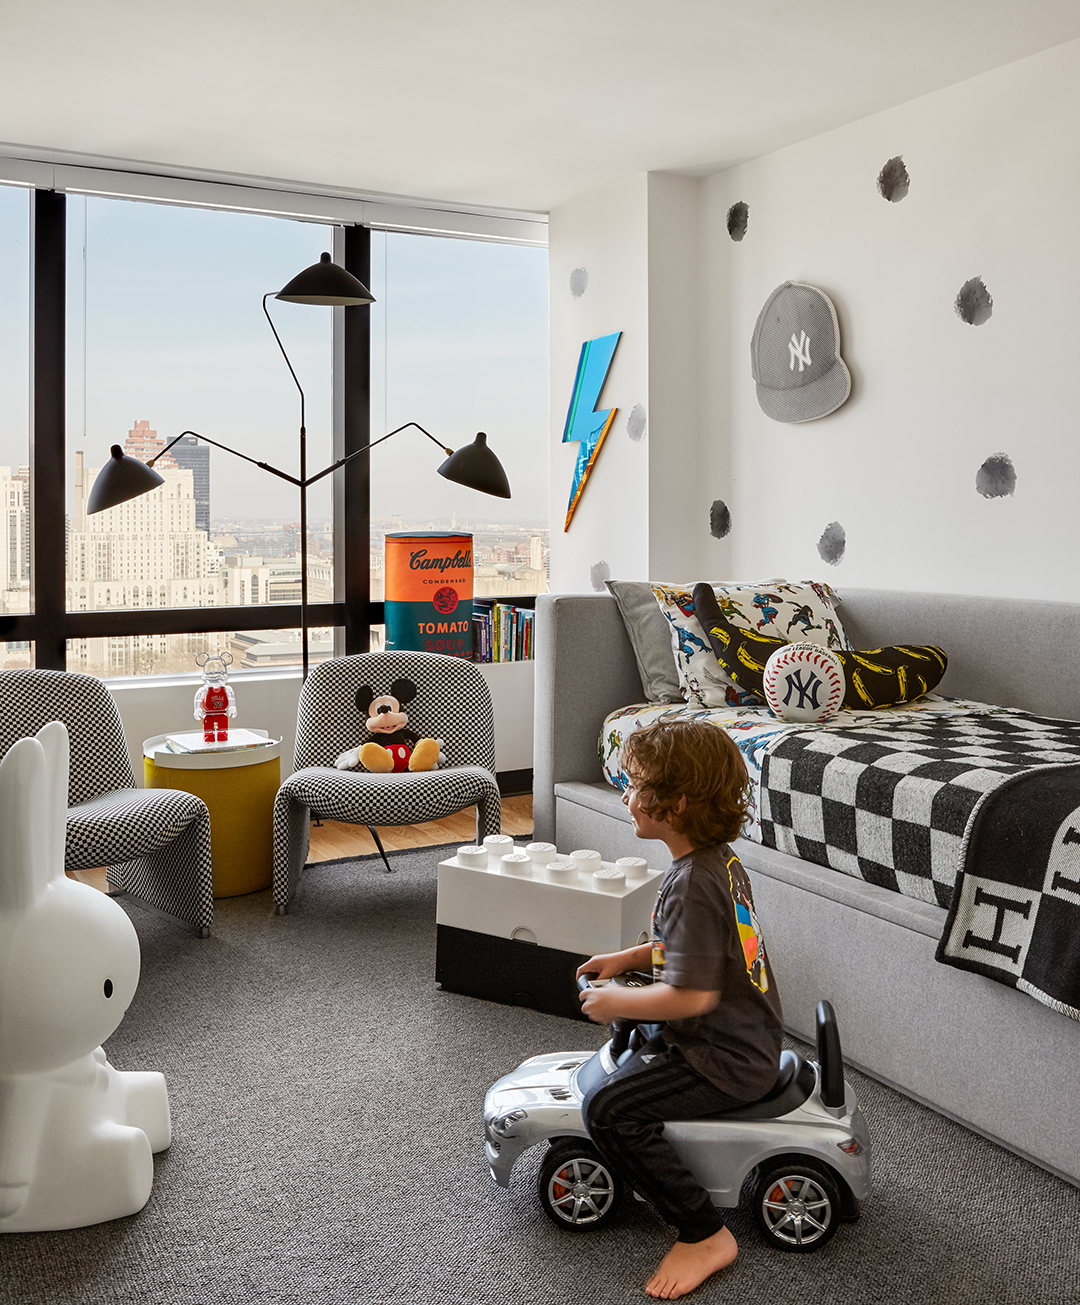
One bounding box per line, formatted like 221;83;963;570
11;188;378;670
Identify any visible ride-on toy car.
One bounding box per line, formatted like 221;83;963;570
483;975;871;1251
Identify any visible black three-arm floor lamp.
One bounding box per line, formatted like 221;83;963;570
87;252;512;677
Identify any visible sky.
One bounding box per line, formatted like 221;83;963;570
0;185;29;473
0;183;549;528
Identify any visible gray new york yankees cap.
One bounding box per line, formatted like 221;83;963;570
751;281;851;423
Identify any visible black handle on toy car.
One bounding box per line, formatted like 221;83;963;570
815;999;845;1109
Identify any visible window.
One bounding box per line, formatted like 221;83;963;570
65;196;335;676
368;231;549;649
0;184;31;668
6;178;547;680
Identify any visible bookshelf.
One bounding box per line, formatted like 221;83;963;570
471;597;536;663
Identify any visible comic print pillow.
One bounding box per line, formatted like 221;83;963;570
650;578;849;708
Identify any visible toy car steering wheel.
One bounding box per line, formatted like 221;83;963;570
577;971;654;1058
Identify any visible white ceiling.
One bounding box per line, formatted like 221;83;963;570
2;0;1079;214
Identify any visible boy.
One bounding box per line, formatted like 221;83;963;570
577;720;784;1300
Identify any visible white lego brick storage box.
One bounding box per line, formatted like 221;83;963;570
435;838;661;1019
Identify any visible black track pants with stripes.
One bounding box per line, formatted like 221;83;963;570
582;1034;747;1242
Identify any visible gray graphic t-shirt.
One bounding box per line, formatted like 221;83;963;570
651;842;784;1099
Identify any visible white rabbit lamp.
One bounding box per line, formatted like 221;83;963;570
0;721;171;1232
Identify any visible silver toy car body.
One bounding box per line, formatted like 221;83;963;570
484;996;870;1251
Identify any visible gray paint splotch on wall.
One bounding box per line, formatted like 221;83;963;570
569;267;589;299
726;202;749;241
955;277;993;325
877;156;910;202
626;404;647;442
817;521;846;566
710;500;732;539
976;453;1016;498
590;560;611;592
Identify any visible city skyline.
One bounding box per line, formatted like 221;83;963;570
0;411;549;673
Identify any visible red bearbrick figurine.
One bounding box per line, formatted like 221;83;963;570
194;652;237;743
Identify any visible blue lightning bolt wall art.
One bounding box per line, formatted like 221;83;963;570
561;330;621;530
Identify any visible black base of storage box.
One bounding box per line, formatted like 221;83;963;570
435;924;591;1021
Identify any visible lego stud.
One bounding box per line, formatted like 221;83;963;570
593;866;626;894
501;852;533;878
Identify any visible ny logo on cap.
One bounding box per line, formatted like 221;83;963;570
789;330;812;373
751;281;850;423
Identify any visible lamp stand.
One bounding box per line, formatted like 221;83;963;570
261;293;312;677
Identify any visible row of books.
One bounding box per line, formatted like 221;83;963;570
472;604;535;662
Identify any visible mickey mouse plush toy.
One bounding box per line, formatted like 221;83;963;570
334;678;443;774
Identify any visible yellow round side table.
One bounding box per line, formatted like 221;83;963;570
143;732;282;898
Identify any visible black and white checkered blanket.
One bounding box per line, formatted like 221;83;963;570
759;709;1080;1020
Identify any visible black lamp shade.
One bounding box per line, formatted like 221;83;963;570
87;445;166;514
275;252;375;306
437;432;511;499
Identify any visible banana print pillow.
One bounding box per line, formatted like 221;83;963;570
693;583;947;710
650;577;849;708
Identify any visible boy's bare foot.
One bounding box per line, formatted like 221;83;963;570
644;1225;738;1299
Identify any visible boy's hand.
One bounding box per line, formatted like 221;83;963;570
576;952;632;983
579;981;632;1024
580;978;722;1024
576;942;652;984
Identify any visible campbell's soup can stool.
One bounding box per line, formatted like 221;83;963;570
384;531;474;659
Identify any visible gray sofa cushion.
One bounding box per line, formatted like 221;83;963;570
605;579;682;702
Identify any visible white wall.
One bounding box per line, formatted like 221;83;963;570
549;37;1080;604
646;173;707;581
548;173;711;591
548;174;651;592
108;661;532;784
701;37;1080;601
478;661;534;773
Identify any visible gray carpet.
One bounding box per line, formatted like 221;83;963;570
4;843;1080;1305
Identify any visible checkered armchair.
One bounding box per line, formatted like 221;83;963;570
0;669;214;936
273;651;501;912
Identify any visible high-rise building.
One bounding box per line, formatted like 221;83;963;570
67;450;221;613
14;466;29;584
169;435;211;536
124;419;176;466
222;554;332;606
0;466;30;603
123;422;212;536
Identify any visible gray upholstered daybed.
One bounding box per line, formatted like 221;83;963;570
533;589;1080;1187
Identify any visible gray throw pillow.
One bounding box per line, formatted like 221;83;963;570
605;580;683;703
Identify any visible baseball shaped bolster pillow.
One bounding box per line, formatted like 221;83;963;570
763;643;845;722
692;582;948;710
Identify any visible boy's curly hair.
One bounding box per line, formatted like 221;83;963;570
621;719;750;849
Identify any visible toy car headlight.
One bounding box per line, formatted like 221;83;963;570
491;1109;528;1138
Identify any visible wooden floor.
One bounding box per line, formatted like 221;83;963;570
306;793;533;862
69;794;534;892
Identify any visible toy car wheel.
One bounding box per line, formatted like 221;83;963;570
752;1161;841;1252
538;1141;624;1231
